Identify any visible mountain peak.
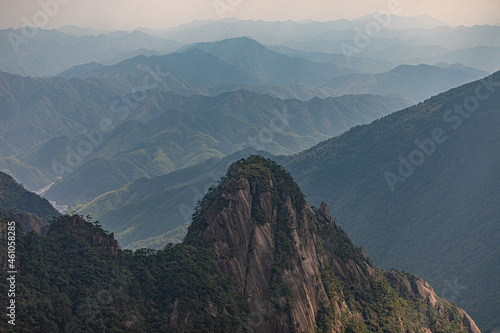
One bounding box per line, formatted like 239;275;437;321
184;155;335;331
185;155;306;240
0;157;481;332
180;36;268;55
183;156;480;332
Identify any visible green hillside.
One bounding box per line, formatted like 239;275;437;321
0;157;479;332
76;151;263;247
77;73;500;331
282;71;500;331
0;171;59;221
45;90;411;207
0;71;118;156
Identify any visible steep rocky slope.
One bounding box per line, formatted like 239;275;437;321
184;156;479;332
0;156;480;332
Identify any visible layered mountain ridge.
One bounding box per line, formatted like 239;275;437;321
70;72;500;331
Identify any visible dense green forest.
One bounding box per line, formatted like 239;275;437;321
68;72;500;332
0;157;478;332
0;172;59;221
282;71;500;331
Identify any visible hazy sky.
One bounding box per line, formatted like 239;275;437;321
0;0;499;30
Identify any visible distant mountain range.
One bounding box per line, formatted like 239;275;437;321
179;37;348;86
0;35;482;200
0;71;118;156
2;16;499;77
0;67;412;198
0;29;180;77
324;64;485;102
140;15;452;44
58;37;487;102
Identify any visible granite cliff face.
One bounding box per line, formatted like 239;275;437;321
0;156;482;332
9;211;48;235
188;176;325;332
185;156;480;332
0;208;49;269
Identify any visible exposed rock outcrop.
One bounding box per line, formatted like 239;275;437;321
0;156;482;333
0;208;48;268
196;177;327;332
185;156;480;332
10;211;48;235
459;309;482;333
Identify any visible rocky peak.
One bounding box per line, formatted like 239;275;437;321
0;206;49;235
184;156;480;332
0;208;49;269
185;156;324;332
318;201;336;226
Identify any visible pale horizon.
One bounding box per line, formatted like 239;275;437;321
1;0;499;31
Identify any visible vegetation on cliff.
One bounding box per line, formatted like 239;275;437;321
0;157;480;332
